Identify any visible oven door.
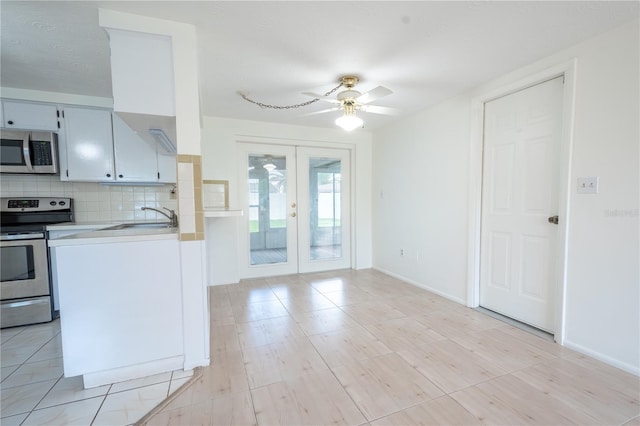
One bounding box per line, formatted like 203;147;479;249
0;235;50;299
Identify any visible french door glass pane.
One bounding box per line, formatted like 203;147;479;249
248;154;288;265
309;157;342;260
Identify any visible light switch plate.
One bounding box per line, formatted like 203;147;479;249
577;176;599;194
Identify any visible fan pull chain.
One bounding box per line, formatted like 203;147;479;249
239;82;343;110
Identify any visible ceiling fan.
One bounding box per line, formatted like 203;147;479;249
302;75;399;130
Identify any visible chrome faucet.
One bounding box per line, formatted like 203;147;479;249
141;206;178;227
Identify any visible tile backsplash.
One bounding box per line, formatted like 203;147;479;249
0;174;178;224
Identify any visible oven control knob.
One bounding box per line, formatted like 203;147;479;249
50;201;57;206
59;201;66;206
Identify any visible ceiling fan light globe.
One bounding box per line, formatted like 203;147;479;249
335;114;363;131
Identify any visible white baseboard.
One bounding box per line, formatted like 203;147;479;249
183;358;210;371
82;355;184;389
563;339;640;377
372;266;466;305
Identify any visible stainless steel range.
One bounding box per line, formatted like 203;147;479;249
0;197;73;328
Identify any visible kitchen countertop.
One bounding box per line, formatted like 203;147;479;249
48;223;178;247
47;222;115;232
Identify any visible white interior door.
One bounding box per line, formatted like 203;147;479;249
238;143;351;278
479;76;564;332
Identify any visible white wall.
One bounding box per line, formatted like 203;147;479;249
200;116;373;284
372;20;639;373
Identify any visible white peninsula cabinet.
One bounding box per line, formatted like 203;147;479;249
61;107;115;182
1;99;60;131
50;232;183;388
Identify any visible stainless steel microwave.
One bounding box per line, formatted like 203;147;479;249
0;130;58;174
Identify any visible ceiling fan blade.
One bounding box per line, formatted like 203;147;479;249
301;107;340;117
301;92;341;104
359;104;401;116
357;86;392;104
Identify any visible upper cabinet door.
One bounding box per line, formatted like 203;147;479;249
63;107;115;182
157;151;177;183
112;114;158;182
2;100;59;131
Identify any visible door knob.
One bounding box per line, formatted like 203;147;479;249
291;202;297;208
548;215;559;225
290;212;297;218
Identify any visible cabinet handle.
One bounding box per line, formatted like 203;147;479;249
118;174;123;178
7;120;14;125
106;173;111;178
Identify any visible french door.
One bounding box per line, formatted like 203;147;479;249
238;143;351;278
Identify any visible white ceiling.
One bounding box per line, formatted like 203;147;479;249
1;1;638;130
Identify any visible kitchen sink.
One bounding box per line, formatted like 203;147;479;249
106;222;174;230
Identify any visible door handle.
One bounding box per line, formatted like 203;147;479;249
548;215;559;225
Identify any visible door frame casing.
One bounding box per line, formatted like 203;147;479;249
466;59;578;344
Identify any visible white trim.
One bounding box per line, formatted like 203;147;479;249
466;59;578;343
82;355;184;389
0;87;113;108
373;267;467;305
563;339;640;377
236;134;357;150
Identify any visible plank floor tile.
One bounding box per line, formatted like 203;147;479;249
332;353;444;421
370;395;482;426
242;336;329;388
251;370;366;426
398;339;508;393
138;269;640;426
364;316;447;351
450;374;602;425
308;325;392;368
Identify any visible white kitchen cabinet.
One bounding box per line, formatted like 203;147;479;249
157;151;177;183
47;224;114;311
112;113;158;182
1;99;60;131
51;236;183;387
61;107;115;182
112;113;177;183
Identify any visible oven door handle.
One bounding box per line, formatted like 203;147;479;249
22;132;33;171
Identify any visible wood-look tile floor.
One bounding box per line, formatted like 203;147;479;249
143;269;640;426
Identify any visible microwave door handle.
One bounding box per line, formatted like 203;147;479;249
22;133;33;171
